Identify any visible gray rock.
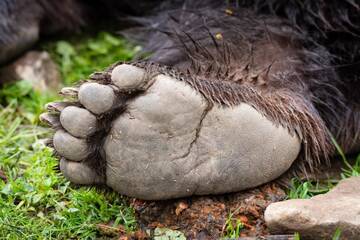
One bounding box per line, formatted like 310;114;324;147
0;51;61;91
265;177;360;240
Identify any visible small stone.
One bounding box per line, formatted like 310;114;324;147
0;51;61;91
265;177;360;239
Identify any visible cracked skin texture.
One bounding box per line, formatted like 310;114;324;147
43;64;301;200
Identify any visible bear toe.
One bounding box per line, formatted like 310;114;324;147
60;106;97;138
53;130;88;161
111;64;147;90
60;158;103;185
78;82;116;114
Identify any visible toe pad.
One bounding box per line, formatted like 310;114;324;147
53;130;88;161
111;64;146;90
60;106;97;138
60;158;103;185
78;83;116;114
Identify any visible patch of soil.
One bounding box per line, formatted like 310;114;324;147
0;168;7;182
131;183;287;239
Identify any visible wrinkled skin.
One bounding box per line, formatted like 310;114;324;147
1;0;360;199
42;64;300;200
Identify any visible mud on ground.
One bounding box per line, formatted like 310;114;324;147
131;183;286;239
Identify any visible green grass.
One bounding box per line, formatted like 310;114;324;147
222;208;244;238
45;32;140;85
287;178;337;199
293;228;342;240
287;138;360;200
1;30;358;239
223;218;244;238
0;32;137;239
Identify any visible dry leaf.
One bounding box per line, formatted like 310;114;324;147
175;202;189;216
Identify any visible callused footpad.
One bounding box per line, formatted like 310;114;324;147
40;63;301;200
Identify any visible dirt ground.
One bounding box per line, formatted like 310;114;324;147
130;183;288;239
120;161;348;240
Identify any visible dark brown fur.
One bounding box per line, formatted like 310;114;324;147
2;0;360;178
122;1;360;175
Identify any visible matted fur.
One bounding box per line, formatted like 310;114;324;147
102;60;332;175
3;0;360;178
120;0;360;174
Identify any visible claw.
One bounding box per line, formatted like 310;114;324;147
46;102;75;112
39;138;53;147
89;71;111;82
59;87;79;97
89;72;104;80
39;113;60;128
